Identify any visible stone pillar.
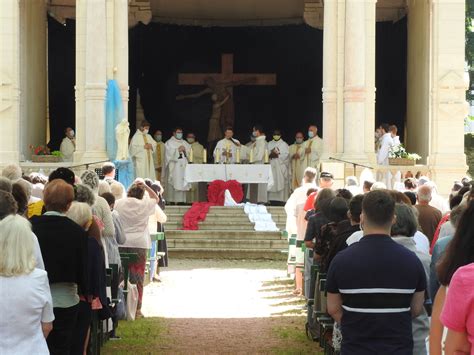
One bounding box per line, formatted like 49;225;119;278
0;0;21;164
113;0;129;119
428;0;468;192
364;0;377;163
321;0;340;158
341;0;368;162
75;0;108;163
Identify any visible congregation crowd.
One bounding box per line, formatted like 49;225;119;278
0;163;167;354
285;166;474;354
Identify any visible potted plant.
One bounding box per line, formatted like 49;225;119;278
388;145;421;166
30;145;62;163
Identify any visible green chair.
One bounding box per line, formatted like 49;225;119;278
147;232;165;282
119;252;139;300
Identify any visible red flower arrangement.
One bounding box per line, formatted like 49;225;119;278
29;144;50;156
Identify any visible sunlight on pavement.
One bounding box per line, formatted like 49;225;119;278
141;260;305;319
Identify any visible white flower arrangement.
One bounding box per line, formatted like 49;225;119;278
389;144;421;161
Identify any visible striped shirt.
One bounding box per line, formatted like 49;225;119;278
326;234;426;354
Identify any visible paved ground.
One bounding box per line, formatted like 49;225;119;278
133;259;317;354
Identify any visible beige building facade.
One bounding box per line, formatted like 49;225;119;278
0;0;468;192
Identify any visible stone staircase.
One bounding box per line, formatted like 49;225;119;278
164;206;288;260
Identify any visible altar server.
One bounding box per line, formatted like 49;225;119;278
164;128;191;203
267;129;290;204
129;121;157;180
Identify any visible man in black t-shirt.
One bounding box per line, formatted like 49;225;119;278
326;190;426;354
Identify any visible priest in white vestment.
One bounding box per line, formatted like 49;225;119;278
267;130;290;204
249;125;268;203
164;128;191;203
186;132;204;202
214;127;241;164
153;130;166;183
289;132;306;191
376;124;394;187
60;127;76;162
129;121;157;180
302;125;323;172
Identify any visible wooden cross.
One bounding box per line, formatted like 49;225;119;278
178;53;277;94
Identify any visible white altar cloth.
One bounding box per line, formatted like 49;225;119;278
184;164;274;188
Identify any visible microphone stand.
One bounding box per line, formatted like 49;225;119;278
328;157;373;176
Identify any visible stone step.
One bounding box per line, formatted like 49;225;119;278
166;230;284;240
168;248;287;260
168;239;288;250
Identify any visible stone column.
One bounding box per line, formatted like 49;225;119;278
364;0;377;163
321;0;340;158
341;0;368;162
428;0;468;192
0;0;21;164
113;0;129;119
75;0;108;163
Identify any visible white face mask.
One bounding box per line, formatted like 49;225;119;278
154;135;162;142
187;138;195;144
308;131;314;138
143;129;149;135
68;130;75;138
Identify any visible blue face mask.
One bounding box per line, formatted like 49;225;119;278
308;131;314;138
176;133;183;140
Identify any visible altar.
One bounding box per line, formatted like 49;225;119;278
184;164;274;203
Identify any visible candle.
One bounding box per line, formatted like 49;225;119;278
236;148;240;164
249;148;254;164
203;149;207;164
189;147;193;163
264;149;269;164
215;148;220;164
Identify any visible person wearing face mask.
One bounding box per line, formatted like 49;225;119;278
303;124;324;172
247;125;268;203
186;132;204;203
164;127;192;204
129;121;157;180
60;127;76;162
289;131;306;191
153;130;166;182
267;129;290;205
214;127;241;164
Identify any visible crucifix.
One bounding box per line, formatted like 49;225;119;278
176;53;277;143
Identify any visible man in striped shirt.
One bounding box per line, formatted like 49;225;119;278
326;190;426;354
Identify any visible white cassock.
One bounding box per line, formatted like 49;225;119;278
288;143;306;191
247;135;268;203
302;136;323;171
129;130;157;180
60;137;75;162
164;137;191;203
376;132;393;188
214;138;241;164
267;139;290;202
391;135;402;189
187;141;205;203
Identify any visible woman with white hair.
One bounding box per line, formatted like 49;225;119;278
80;170;118;265
0;215;54;354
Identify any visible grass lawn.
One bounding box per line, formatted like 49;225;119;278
102;318;173;354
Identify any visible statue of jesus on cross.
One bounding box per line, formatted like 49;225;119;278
176;54;276;143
